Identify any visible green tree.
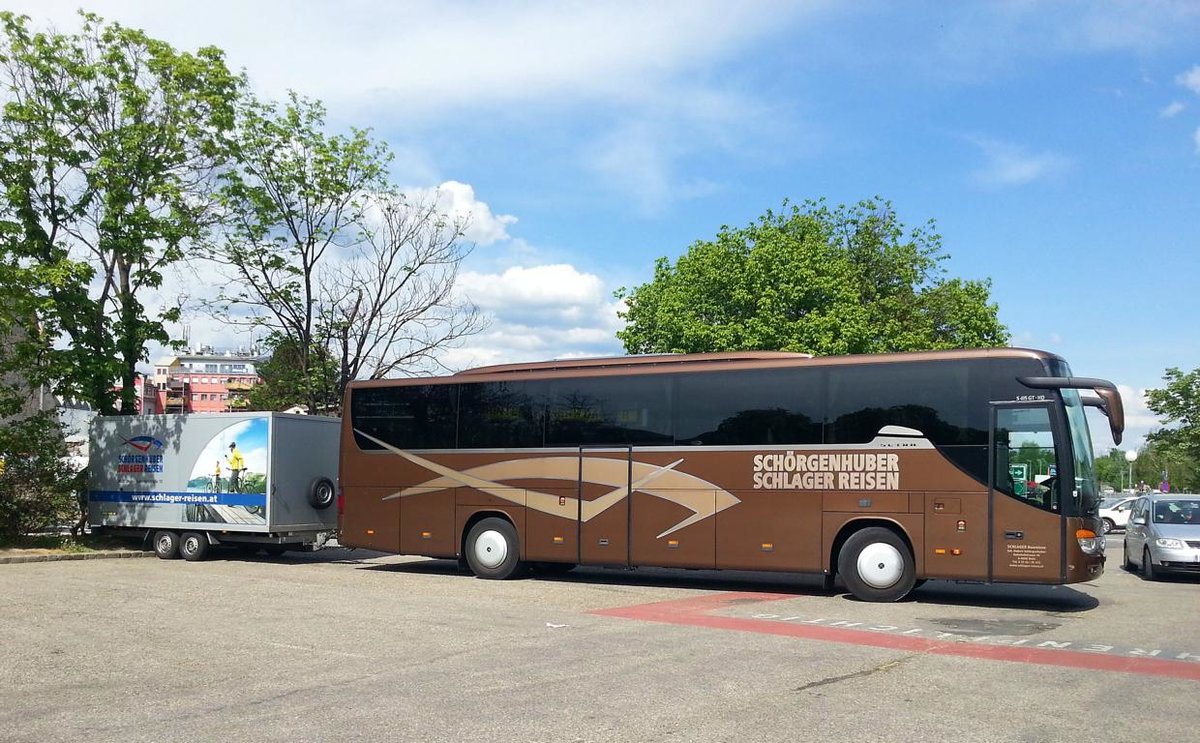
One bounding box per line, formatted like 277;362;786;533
1146;367;1200;471
209;94;482;414
1094;449;1126;491
247;334;338;413
1132;440;1199;494
0;411;78;538
617;198;1009;355
0;12;239;414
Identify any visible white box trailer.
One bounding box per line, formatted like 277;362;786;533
88;412;339;560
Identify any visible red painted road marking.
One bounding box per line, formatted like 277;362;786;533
591;593;1200;681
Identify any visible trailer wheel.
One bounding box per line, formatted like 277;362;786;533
837;526;916;602
179;532;210;562
308;477;335;510
465;517;522;579
153;530;180;560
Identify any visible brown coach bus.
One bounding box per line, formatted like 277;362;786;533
338;348;1124;602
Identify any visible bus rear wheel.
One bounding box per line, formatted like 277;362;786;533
837;527;916;602
465;517;522;579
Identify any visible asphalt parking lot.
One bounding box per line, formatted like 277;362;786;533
1;533;1197;743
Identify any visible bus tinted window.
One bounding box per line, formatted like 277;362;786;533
351;384;458;450
675;368;823;445
458;381;545;448
547;375;672;446
825;361;977;445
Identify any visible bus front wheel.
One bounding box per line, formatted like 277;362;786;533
465;517;522;579
837;527;916;602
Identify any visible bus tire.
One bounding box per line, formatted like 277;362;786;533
153;530;180;560
465;517;522;580
837;527;916;602
179;532;210;562
308;477;335;510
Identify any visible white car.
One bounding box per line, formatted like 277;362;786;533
1098;496;1137;534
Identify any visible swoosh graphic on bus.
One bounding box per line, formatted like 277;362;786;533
354;429;740;538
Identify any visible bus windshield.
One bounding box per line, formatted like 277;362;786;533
1062;388;1099;513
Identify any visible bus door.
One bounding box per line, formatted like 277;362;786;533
989;402;1065;583
577;446;632;567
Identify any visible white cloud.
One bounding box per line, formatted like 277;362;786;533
1159;101;1186;118
459;264;605;310
444;265;627;370
967;136;1071;188
8;1;813;114
1177;64;1200;95
402;181;516;246
8;1;818;214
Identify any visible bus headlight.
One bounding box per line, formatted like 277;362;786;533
1076;529;1104;555
1155;538;1184;550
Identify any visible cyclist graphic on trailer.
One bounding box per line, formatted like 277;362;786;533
226;442;245;493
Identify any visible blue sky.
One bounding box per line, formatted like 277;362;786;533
14;1;1200;453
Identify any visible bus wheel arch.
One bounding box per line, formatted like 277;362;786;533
462;513;523;580
831;520;917;602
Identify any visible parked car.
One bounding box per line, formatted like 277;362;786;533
1123;495;1200;580
1097;496;1137;534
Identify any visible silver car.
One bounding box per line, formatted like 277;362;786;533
1123;495;1200;579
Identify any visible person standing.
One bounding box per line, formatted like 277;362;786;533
226;441;245;493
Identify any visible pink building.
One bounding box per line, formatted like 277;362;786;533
152;349;263;414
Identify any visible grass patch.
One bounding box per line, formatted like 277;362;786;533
0;534;139;554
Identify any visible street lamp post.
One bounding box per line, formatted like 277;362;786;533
1124;449;1138;492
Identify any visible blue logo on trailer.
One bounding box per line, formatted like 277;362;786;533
123;436;165;453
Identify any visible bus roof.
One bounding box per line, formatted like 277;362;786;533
347;347;1064;389
453;351;814;376
454;348;1062;377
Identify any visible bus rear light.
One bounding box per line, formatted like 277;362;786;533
934;548;947;555
337;485;344;516
951;548;962;556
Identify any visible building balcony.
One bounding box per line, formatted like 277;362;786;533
228;397;251;410
225;379;253;392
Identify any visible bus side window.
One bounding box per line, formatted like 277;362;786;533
993;406;1058;512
